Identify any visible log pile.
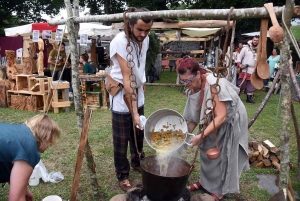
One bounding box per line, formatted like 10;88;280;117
248;140;281;168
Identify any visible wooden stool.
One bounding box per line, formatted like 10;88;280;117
50;81;70;114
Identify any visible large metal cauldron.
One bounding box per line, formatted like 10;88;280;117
140;155;191;201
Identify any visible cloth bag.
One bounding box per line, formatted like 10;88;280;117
105;74;123;96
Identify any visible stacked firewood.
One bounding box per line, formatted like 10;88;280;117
248;140;281;168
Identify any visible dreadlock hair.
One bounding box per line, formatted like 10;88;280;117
124;7;153;38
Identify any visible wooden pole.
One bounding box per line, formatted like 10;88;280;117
289;60;300;100
278;0;294;192
227;20;236;82
70;108;93;201
48;7;300;25
65;0;101;200
291;103;300;181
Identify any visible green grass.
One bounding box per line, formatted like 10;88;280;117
0;71;300;201
291;25;300;40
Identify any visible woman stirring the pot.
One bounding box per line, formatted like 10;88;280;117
177;58;249;201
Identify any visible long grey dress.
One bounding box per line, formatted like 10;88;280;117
183;74;249;195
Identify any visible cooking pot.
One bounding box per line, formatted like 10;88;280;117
140;155;191;201
144;108;194;152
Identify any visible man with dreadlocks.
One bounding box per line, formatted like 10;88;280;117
108;7;153;192
236;35;259;104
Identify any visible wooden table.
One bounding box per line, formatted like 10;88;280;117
79;75;108;110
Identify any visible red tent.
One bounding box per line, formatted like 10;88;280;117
32;22;58;33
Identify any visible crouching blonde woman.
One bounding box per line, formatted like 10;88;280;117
0;114;61;201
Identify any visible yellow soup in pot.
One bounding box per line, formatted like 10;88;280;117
150;128;185;151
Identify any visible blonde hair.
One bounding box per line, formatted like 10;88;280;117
25;114;61;152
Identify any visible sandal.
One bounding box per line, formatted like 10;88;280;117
187;181;204;191
209;193;223;201
119;179;132;192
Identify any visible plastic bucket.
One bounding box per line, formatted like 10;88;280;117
42;195;62;201
28;164;40;186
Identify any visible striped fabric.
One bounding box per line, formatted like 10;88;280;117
112;106;145;181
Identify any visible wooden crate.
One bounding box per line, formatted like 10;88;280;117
50;81;70;90
16;74;36;91
49;82;70;114
29;77;50;94
86;92;102;108
7;90;49;112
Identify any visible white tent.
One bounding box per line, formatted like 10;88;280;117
4;24;33;37
57;23;120;37
4;23;119;38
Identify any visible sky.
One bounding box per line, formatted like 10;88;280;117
41;7;90;21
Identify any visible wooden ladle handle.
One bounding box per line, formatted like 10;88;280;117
264;3;280;27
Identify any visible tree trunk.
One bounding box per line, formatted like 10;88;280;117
65;0;83;126
48;6;300;25
278;0;294;191
103;0;111;25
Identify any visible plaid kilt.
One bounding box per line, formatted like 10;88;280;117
112;106;145;181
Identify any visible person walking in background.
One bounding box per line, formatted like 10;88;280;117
265;48;280;87
237;36;259;104
177;58;249;201
108;7;153;192
0;114;61;201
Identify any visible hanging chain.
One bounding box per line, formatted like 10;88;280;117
123;10;142;160
190;7;234;172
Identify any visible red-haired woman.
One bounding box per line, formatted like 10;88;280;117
177;58;249;200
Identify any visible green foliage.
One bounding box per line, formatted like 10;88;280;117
126;0;180;11
82;0;126;15
146;31;160;70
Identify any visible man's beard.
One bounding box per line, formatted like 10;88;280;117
132;31;145;42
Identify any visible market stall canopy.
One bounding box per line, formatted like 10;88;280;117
181;28;221;38
57;23;120;37
4;23;58;37
5;22;119;38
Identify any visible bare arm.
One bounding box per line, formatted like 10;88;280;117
9;160;34;201
187;121;197;133
116;53;142;129
47;55;54;65
48;55;63;67
190;87;227;147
